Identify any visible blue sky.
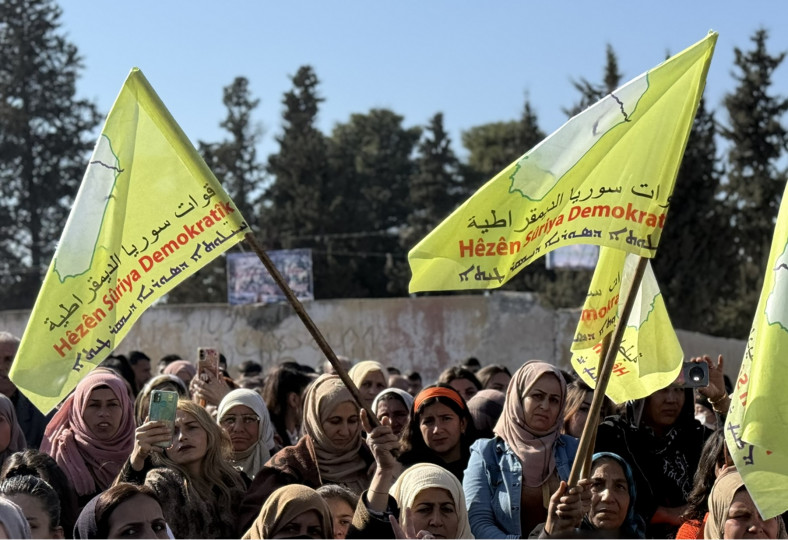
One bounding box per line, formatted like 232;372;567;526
59;1;788;161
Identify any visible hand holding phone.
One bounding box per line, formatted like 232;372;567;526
197;347;219;407
149;390;178;448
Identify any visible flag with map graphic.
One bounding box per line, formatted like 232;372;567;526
725;180;788;519
408;32;717;293
569;247;683;404
10;68;249;413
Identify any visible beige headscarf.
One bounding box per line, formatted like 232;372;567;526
217;389;276;480
493;360;566;488
705;468;788;539
303;374;367;492
242;484;333;539
390;463;474;539
348;360;386;388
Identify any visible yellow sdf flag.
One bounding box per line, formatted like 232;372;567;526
570;248;683;404
11;68;249;413
725;180;788;519
408;32;716;293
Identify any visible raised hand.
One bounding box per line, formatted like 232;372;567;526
130;419;173;471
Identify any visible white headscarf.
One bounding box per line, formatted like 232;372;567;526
371;388;414;416
217;389;275;479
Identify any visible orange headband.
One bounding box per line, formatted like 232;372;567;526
414;387;465;413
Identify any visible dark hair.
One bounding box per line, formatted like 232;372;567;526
159;354;182;366
262;366;313;445
238;360;263;377
316;484;358;509
1;449;78;536
0;474;61;531
405;371;421;382
399;384;478;466
476;365;511;390
386;366;401;375
95;483;161;538
438;366;482;391
682;429;727;521
462;357;481;370
99;355;138;395
128;351;151;366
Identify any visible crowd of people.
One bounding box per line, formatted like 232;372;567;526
0;330;783;539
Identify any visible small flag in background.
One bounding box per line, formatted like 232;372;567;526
11;68;249;413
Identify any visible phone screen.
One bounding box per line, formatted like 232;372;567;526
149;389;178;448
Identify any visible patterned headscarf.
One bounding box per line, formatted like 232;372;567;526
242;484;333;539
589;452;646;538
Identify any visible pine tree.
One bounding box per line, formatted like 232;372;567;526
563;44;622;117
0;0;100;309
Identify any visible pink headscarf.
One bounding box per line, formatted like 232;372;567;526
0;394;26;465
41;369;135;496
163;360;197;381
494;361;567;487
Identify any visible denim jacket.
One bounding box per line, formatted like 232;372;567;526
463;435;579;539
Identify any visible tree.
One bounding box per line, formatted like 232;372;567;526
717;28;788;337
0;0;101;309
563;44;622;117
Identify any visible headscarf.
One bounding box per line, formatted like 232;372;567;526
493;360;566;487
217;389;276;479
589;452;646;538
0;497;30;539
348;360;386;388
467;389;506;438
371;388;414;416
389;463;474;539
73;494;99;539
0;394;27;465
303;374;367;490
241;484;333;540
163;360;197;381
40;370;135;496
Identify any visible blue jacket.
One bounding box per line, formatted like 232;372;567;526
463;435;579;539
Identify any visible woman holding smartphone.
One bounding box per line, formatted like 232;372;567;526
119;399;245;538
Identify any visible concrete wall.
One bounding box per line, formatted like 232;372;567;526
0;292;745;383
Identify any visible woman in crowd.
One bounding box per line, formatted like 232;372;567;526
677;430;728;539
437;366;481;402
705;468;786;539
162;360;196;391
316;484;357;540
40;369;135;506
463;360;579;538
1;449;78;539
371;388;413;437
0;497;30;539
133;374;188;425
120;399;245;538
262;365;313;450
0;475;63;539
398;384;478;482
74;483;169;539
242;484;333;539
475;364;512;392
240;374;373;532
217;388;276;480
466;389;506;439
0;395;27;470
348;361;387;411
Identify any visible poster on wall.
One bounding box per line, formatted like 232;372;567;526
545;244;599;270
226;249;314;305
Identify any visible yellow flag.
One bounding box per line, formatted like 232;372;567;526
725;180;788;519
11;68;249;413
408;32;717;293
570;247;683;404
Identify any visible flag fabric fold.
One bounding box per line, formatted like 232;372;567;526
407;32;717;293
11;68;248;413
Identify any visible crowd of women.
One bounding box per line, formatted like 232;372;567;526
0;330;783;539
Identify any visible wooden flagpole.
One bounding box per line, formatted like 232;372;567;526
568;256;648;485
244;233;381;428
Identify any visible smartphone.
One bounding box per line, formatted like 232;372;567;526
197;347;219;380
680;361;709;388
149;390;178;448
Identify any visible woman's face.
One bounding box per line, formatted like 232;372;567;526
360;371;387;408
83;387;123;440
410;487;459;539
522;374;562;432
485;372;511;392
376;397;409;436
643;386;685;432
271;510;324;539
220;404;260;453
166;410;208;474
106;494;169;539
0;414;11;453
724;488;779;539
588;459;630;531
419;402;465;460
324;497;354;539
566;391;593;439
4;493;62;539
321;401;360;448
448;379;477;402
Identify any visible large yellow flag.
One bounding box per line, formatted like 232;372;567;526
725;180;788;519
11;68;249;413
408;32;717;293
569;247;683;403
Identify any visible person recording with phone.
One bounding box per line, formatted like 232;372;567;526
593;354;728;539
